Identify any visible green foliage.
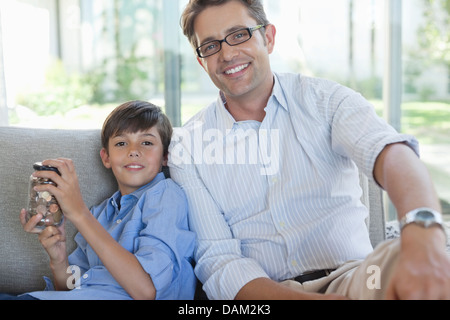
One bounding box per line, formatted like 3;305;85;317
404;0;449;97
16;61;94;116
418;0;449;66
88;0;163;104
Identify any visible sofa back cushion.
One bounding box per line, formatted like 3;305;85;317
0;127;116;294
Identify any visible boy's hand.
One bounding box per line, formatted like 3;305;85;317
20;208;44;234
38;222;68;266
32;158;89;222
20;208;67;264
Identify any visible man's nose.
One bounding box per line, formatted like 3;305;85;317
220;43;239;61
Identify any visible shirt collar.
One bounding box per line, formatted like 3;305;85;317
215;73;288;132
106;172;166;221
215;91;236;132
270;73;289;113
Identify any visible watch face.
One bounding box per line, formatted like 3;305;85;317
401;208;444;231
416;210;435;222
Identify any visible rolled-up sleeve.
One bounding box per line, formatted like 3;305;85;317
330;87;419;179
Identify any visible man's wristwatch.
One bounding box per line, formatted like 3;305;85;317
399;208;445;233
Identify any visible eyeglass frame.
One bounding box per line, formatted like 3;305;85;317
196;25;267;58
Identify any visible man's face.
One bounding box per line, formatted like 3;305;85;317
194;1;275;101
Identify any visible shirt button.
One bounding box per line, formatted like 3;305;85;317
83;274;89;279
279;221;286;228
117;219;122;224
271;177;278;184
291;260;298;267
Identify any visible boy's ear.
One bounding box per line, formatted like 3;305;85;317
100;148;112;169
162;153;168;167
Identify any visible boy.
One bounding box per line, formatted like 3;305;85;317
17;100;196;300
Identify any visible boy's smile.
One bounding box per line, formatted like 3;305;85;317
124;164;145;171
101;126;166;195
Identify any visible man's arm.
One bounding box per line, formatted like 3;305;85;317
373;143;450;299
235;278;347;300
374;143;441;216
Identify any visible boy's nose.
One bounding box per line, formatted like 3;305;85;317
128;150;140;157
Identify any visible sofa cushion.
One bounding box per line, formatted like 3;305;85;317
0;127;116;294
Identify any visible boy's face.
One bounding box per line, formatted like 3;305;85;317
100;126;167;195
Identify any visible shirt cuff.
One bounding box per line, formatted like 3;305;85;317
41;276;55;291
365;133;419;183
201;258;270;300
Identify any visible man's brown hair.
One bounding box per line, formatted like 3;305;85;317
180;0;270;49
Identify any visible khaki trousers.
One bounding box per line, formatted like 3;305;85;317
281;239;401;300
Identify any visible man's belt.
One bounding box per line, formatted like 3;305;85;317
294;269;335;284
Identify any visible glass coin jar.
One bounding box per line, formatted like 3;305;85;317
27;162;63;228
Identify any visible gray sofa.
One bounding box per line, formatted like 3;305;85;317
0;126;386;296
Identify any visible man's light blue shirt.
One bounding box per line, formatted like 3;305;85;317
169;72;419;300
28;172;196;300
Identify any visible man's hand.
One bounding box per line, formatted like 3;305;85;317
386;225;450;300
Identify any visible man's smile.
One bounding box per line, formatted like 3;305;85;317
224;63;250;75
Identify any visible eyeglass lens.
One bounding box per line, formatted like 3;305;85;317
198;28;252;58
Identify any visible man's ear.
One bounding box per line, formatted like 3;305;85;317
100;148;112;169
264;24;277;54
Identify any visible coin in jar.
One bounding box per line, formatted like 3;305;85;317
36;205;47;216
53;211;63;224
40;191;52;202
49;203;60;214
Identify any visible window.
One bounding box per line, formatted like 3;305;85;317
0;0;448;220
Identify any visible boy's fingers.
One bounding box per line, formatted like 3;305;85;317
38;226;65;246
21;210;43;234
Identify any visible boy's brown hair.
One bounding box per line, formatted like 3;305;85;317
101;100;173;158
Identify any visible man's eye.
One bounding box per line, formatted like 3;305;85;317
233;32;246;39
204;43;218;53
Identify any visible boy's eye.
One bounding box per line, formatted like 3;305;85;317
142;141;154;146
115;142;126;147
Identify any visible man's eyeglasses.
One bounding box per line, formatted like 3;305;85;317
196;25;266;58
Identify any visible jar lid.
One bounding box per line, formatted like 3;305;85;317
33;162;61;176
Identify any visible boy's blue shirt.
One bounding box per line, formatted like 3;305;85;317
27;172;197;300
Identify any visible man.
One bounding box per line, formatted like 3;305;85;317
169;0;450;300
